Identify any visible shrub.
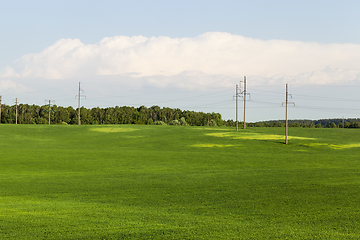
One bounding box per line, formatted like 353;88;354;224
325;122;337;128
169;120;181;126
147;118;154;125
180;117;189;126
209;119;217;127
154;121;167;125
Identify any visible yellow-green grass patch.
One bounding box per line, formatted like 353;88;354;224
330;143;360;149
207;132;315;140
306;142;360;149
193;127;232;132
191;144;234;148
90;127;138;133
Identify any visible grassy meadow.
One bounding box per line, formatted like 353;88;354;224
0;124;360;239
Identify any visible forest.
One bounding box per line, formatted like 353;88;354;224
0;104;223;126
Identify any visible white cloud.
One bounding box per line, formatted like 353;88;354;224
291;67;360;85
2;32;360;87
0;80;30;93
141;70;236;89
0;66;20;78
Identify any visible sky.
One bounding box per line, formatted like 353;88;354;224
1;0;360;122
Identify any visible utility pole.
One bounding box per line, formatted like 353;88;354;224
78;82;81;125
282;84;295;144
233;83;243;131
343;116;345;129
240;76;250;129
0;96;2;124
285;84;288;144
243;77;247;129
236;84;239;131
14;98;18;124
75;82;86;125
45;100;55;125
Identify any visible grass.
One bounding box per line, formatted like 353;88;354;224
0;125;360;239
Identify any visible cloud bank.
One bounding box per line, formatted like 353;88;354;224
2;32;360;88
0;80;30;93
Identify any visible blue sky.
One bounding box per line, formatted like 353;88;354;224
1;0;360;121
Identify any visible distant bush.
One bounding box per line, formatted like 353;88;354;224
147;118;154;125
167;118;189;126
325;122;337;128
271;122;283;127
38;118;47;124
209;119;217;127
154;121;167;125
180;117;189;126
346;122;360;128
169;120;181;126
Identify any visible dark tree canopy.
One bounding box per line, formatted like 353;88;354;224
0;104;223;126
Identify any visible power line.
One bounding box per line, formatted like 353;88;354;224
251;100;281;106
295;105;360;114
83;82;233;91
293;93;360;102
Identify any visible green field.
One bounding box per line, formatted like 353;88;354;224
0;125;360;239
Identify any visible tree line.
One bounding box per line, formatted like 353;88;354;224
1;103;359;128
0;104;223;126
223;118;360;128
